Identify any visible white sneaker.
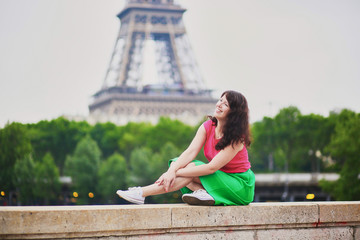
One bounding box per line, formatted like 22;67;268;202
182;189;215;206
116;187;145;204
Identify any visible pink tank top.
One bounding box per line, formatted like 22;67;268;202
203;120;251;173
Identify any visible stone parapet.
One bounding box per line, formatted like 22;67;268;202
1;202;359;239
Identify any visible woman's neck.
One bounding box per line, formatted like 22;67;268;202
215;119;225;139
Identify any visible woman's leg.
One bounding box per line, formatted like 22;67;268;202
142;162;204;197
185;177;204;191
142;176;193;197
182;162;205;191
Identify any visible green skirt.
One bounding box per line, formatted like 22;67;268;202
169;158;255;206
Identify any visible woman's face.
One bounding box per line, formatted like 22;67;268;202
214;94;230;120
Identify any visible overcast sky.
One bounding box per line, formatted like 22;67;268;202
1;0;360;127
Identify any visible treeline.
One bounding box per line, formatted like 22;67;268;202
0;117;201;205
0;107;359;205
250;106;360;201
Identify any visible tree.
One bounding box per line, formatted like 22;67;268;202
145;117;195;153
152;142;181;178
27;117;90;174
150;142;183;203
118;122;152;159
0;122;32;193
97;153;128;203
128;147;154;187
250;107;302;173
34;152;61;205
273;106;301;172
13;154;36;205
295;114;333;172
320;110;360;200
90;122;120;159
64;135;102;204
249;117;276;172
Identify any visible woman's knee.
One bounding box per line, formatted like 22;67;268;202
185;162;196;168
193;177;201;184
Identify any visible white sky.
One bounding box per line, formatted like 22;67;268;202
1;0;360;127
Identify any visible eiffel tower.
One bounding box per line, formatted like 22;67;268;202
88;0;216;125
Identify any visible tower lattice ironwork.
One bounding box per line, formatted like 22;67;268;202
89;0;216;125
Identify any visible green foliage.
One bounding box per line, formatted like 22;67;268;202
2;107;359;204
250;107;359;200
295;114;327;171
128;147;154;186
128;142;180;186
13;154;36;205
0;117;198;205
27;117;90;174
273;106;301;172
319;110;360;200
97;153;128;203
34;152;61;204
118;122;152;159
250;107;334;173
150;142;183;203
145;117;195;152
64;135;102;204
90;122;121;159
127;141;183;203
249;117;276;171
155;142;181;177
0;122;32;192
250;107;303;172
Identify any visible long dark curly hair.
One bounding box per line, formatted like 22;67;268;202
209;90;251;150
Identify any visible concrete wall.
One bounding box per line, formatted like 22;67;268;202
1;202;359;239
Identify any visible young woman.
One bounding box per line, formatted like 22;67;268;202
116;90;255;206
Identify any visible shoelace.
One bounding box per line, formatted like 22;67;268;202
193;189;208;195
127;187;144;198
128;187;142;194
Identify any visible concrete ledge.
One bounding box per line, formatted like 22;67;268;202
1;202;359;239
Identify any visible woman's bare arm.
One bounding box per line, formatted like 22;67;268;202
175;142;244;177
156;125;207;191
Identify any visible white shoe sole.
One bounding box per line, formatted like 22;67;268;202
116;190;144;204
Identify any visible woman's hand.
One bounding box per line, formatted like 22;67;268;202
155;170;176;192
